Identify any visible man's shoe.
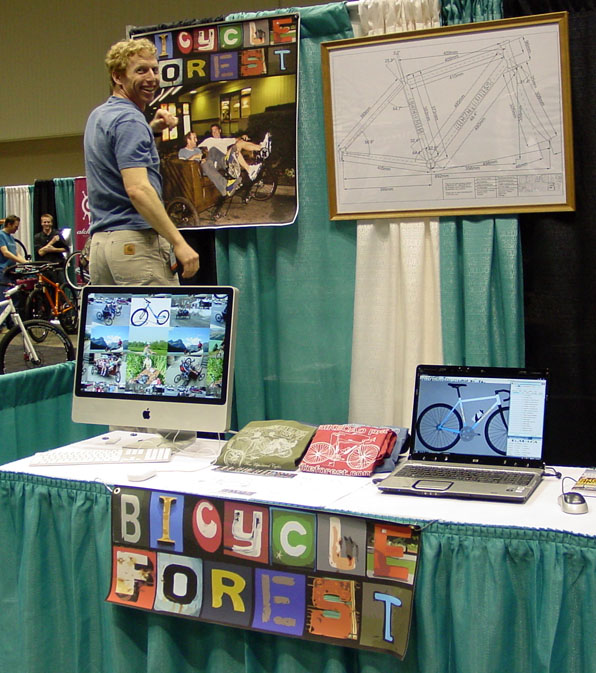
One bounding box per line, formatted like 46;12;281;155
226;177;242;197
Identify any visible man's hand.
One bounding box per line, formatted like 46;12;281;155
150;109;178;133
173;239;200;279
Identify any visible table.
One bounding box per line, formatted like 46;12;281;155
0;432;594;673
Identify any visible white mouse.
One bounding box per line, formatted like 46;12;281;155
127;470;158;482
558;491;589;514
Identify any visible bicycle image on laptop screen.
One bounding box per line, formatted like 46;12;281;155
416;381;510;455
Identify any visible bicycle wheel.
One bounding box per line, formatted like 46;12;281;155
131;308;148;326
64;250;90;290
416;403;462;451
167;198;199;227
0;320;75;374
14;239;29;260
250;164;278;201
25;290;52;328
485;406;509;455
301;441;335;465
58;284;79;334
156;309;170;325
346;444;379;470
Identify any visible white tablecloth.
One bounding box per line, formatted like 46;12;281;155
2;431;594;537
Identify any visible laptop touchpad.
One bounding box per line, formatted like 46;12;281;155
413;480;453;491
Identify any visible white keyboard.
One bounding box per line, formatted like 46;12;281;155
30;446;172;466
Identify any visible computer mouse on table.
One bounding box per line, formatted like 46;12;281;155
558;491;589;514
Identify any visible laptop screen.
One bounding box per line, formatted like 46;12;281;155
411;365;548;462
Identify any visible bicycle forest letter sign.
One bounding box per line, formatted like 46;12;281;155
108;486;421;659
132;15;299;230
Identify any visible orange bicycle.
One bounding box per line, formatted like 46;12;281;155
18;262;79;334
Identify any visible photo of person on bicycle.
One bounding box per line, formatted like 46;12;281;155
194;123;272;198
139;16;298;229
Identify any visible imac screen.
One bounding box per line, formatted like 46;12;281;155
72;285;237;435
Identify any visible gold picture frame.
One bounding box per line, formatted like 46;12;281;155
322;12;574;220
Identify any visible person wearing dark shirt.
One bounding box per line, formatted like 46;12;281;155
34;214;69;264
34;214;70;284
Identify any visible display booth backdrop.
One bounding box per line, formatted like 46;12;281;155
1;0;594;467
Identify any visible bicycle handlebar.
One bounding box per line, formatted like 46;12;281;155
10;262;61;276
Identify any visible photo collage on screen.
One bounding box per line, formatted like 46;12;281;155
80;292;229;400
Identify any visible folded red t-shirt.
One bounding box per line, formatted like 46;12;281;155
299;424;397;476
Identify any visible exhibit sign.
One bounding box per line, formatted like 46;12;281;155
108;486;420;659
74;177;90;251
131;14;299;230
322;12;574;220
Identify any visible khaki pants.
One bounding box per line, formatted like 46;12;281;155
90;229;179;286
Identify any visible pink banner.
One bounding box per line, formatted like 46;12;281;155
74;177;90;251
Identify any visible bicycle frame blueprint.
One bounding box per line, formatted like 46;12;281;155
322;13;574;219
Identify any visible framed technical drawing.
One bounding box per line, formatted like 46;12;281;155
322;12;574;220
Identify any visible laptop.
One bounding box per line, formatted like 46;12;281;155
378;364;549;503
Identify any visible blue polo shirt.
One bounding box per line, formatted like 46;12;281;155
84;96;162;234
0;229;17;276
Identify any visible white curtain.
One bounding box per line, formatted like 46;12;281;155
3;186;33;256
348;0;442;428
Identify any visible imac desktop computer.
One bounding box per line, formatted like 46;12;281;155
72;285;238;448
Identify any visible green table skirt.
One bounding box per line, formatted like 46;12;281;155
0;472;593;673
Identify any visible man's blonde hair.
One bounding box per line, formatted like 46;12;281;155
105;38;157;90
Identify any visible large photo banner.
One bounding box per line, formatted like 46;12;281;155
131;15;299;230
108;486;420;659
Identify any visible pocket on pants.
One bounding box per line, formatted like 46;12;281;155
109;232;174;285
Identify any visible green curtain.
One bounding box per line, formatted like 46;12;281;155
0;472;594;673
440;217;525;365
441;0;503;23
54;177;76;233
0;187;4;217
0;361;106;462
216;4;357;429
439;1;525;367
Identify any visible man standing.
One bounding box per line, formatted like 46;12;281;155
34;214;69;265
0;216;27;328
84;38;199;285
0;215;27;295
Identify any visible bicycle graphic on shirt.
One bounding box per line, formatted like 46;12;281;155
302;429;380;470
416;384;510;455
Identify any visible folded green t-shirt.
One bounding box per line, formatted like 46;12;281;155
215;420;317;470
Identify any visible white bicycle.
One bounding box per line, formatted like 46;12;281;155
0;285;75;374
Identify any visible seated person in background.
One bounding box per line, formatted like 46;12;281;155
198;123;271;198
178;132;203;161
34;214;69;283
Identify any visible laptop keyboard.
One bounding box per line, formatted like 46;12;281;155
398;465;534;486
